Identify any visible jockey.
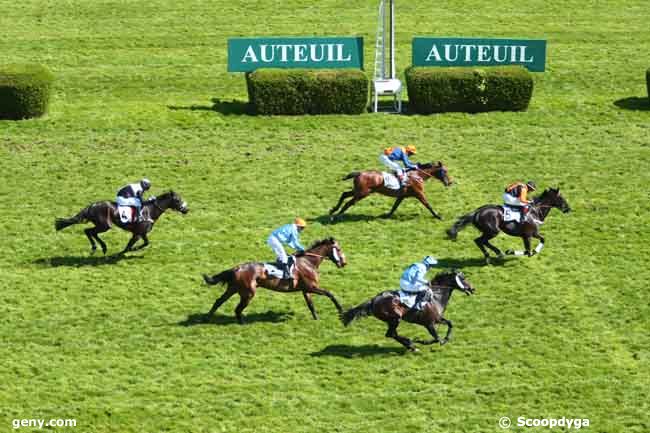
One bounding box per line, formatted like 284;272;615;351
116;178;152;223
267;218;307;280
399;255;438;296
503;180;537;222
379;145;418;188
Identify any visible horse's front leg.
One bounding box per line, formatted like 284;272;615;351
308;286;343;314
414;191;442;220
133;234;150;251
121;234;140;254
302;291;318;320
414;322;440;345
383;196;404;218
440;318;453;345
530;233;545;256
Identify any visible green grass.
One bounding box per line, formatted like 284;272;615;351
1;1;649;432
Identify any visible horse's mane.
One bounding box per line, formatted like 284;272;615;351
430;270;461;287
532;187;559;204
418;162;434;169
295;237;336;256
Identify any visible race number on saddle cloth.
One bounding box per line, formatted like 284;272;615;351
398;256;438;310
266;218;307;280
116;178;152;223
378;145;418;187
502;180;537;223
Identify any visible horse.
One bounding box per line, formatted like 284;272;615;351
446;187;571;262
341;270;475;352
202;238;347;324
329;161;452;221
55;191;189;255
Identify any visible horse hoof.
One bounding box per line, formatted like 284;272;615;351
440;339;448;346
408;346;419;353
505;249;514;255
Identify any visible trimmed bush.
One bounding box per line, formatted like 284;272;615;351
405;65;533;114
0;64;54;120
246;69;368;115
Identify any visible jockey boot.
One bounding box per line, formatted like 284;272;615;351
281;262;291;280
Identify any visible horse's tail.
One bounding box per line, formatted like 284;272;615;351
447;211;476;240
341;298;374;327
342;171;360;181
203;269;235;286
55;207;89;231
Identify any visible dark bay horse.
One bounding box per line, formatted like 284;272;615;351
341;270;475;351
329;161;451;220
55;191;188;254
447;187;571;262
202;238;346;324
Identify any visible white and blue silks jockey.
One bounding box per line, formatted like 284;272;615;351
399;256;438;309
116;178;151;222
266;218;307;280
378;145;418;187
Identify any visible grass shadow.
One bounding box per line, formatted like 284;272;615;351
310;343;406;358
311;212;413;225
435;256;509;268
614;97;650;111
168;98;253;115
178;311;294;327
32;254;141;268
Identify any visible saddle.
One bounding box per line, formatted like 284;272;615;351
382;172;402;190
263;256;297;279
501;205;521;223
397;289;434;311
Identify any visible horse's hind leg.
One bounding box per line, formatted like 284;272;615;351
386;319;417;352
474;235;492;262
234;291;255;325
84;228;98;254
206;286;237;319
93;225;109;255
483;233;503;257
336;192;369;216
330;190;354;215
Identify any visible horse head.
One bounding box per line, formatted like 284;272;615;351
418;161;452;187
155;191;189;214
431;269;475;296
302;237;346;268
537;187;571;214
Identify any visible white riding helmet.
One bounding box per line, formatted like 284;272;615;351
423;256;438;267
140;178;151;190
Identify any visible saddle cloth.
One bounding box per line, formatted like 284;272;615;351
397;289;433;311
502;205;520;222
263;256;296;279
382;172;401;190
117;205;135;224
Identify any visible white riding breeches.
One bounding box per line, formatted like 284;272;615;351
117;196;141;208
267;235;288;264
399;280;428;293
503;193;525;207
379;155;404;175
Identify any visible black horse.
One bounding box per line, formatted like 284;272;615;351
447;187;570;262
55;191;188;254
341;270;475;351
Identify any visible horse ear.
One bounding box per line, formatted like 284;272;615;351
437;161;442;166
328;237;335;243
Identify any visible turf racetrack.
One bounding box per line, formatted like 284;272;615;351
1;1;649;432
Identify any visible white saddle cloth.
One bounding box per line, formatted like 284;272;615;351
382;172;401;190
263;258;296;279
117;205;135;224
502;206;520;222
398;290;418;308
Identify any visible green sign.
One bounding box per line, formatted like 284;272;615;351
228;37;364;72
413;37;546;72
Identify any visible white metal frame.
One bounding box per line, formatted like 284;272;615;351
372;0;402;113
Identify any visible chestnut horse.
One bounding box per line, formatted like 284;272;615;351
341;270;475;351
55;191;188;255
447;187;571;262
329;162;451;221
202;238;346;324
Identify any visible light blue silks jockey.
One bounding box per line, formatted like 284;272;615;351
267;218;307;280
400;256;438;292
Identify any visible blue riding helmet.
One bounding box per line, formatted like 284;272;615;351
423;256;438;267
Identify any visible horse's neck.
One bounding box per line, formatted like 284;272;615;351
430;285;452;310
533;198;553;221
301;246;328;267
146;198;167;220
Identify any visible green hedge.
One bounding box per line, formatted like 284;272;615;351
405;65;533;114
246;69;368;115
0;64;54;120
